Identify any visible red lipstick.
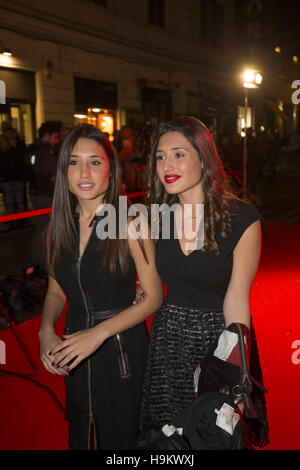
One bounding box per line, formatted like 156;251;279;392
164;174;182;184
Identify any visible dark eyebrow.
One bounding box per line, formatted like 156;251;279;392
70;154;105;159
156;147;188;152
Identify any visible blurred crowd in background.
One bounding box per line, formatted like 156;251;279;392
220;127;300;190
0;119;300;220
0;118;299;280
0;120;155;221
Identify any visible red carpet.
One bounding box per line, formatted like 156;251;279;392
0;219;299;450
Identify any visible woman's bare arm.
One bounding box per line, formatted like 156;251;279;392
223;220;262;328
38;276;68;375
39;276;67;336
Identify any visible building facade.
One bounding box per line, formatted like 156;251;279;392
0;0;299;144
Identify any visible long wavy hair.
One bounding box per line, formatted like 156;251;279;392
146;116;239;253
47;124;136;274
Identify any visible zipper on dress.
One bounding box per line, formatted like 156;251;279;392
76;220;96;449
77;256;94;447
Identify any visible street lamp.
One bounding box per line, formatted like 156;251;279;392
242;69;263;199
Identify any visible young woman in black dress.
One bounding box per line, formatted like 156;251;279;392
38;124;163;450
139;116;269;447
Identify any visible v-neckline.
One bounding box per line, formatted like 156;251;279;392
172;211;201;257
176;237;198;257
75;214;95;259
75;209;105;259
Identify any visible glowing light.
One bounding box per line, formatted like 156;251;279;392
242;69;263;89
293;56;298;64
241;118;245;137
243;70;255;83
92;108;101;113
98;113;114;137
0;54;13;66
275;46;281;53
2;49;12;56
74;114;87;119
255;73;263;85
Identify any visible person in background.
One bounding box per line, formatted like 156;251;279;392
0;134;26;223
59;126;72;144
4;127;27;154
29;121;61;271
4;127;28;211
119;128;139;192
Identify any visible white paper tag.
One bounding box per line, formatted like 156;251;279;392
214;403;240;435
213;330;239;361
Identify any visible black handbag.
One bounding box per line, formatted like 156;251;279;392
197;323;266;416
137;322;269;450
196;322;269;447
137;391;248;451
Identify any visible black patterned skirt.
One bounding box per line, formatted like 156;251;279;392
139;301;226;431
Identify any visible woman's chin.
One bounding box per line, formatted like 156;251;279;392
161;181;181;194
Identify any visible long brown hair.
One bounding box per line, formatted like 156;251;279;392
146;116;239;253
48;124;135;273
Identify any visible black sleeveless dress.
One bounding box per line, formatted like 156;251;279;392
54;213;148;450
139;198;269;447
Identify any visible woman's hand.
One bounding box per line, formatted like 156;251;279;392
133;281;146;305
49;327;108;373
39;331;68;376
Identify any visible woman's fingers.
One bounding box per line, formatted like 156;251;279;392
65;355;82;373
50;345;73;367
48;329;102;373
39;334;70;375
53;349;77;369
42;354;67;375
133;285;146;304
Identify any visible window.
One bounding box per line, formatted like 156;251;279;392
200;0;224;47
148;0;165;28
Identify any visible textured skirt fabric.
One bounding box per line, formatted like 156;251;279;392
139;301;226;431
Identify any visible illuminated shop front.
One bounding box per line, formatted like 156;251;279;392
74;76;117;141
74;108;115;141
0;67;35;144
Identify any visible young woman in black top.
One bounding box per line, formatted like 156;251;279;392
139;116;269;447
38;124;163;450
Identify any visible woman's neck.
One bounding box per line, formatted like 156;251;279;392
178;185;205;209
76;196;104;221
